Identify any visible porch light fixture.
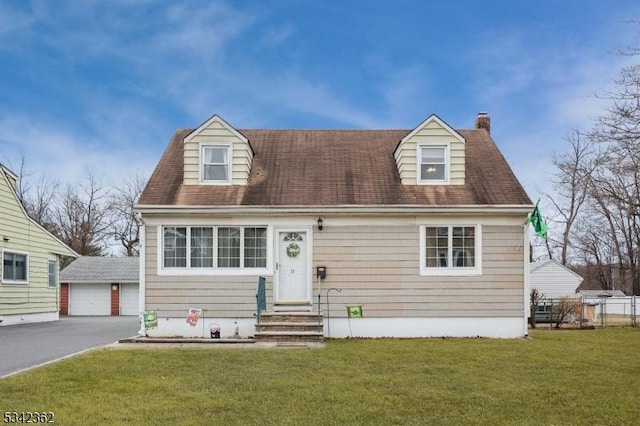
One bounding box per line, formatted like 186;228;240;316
317;217;324;231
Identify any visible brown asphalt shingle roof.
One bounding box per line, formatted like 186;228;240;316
138;128;531;207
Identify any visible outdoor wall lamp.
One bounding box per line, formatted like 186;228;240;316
2;236;9;242
317;217;324;231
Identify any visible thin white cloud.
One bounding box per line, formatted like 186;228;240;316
260;24;296;46
460;17;640;201
0;3;34;37
0;112;158;188
2;0;639;203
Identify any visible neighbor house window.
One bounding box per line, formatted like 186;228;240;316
2;251;28;284
419;145;447;183
162;226;268;270
48;260;57;288
420;225;481;275
201;146;230;183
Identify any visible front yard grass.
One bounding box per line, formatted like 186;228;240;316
2;328;640;425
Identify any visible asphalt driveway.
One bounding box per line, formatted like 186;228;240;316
0;316;140;378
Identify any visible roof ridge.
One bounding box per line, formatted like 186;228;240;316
239;128;411;132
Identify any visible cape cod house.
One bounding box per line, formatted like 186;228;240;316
0;164;77;326
135;112;533;339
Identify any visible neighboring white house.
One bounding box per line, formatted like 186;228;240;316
60;256;139;316
530;260;583;299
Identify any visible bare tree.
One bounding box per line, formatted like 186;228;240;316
543;130;595;265
11;155;60;232
552;297;581;328
585;63;640;294
5;156;149;258
529;289;544;329
52;173;113;256
547;62;640;294
110;174;145;256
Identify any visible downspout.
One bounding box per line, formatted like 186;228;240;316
523;222;530;337
137;214;146;336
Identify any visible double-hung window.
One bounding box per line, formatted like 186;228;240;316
201;145;230;183
2;250;28;284
191;227;214;268
419;145;448;183
218;227;241;268
162;226;268;271
164;227;187;268
420;225;481;275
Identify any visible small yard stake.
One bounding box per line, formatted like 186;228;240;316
326;288;342;338
346;306;363;338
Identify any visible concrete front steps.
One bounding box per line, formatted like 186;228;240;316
254;312;324;344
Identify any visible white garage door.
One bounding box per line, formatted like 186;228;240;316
69;283;111;316
120;283;139;316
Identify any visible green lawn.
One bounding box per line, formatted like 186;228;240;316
2;329;640;425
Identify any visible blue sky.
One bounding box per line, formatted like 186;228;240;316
0;0;638;200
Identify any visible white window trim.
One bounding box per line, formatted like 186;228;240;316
417;143;450;185
2;249;30;285
199;143;232;185
158;225;273;276
419;224;482;276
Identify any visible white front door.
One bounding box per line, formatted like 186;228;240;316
276;231;310;305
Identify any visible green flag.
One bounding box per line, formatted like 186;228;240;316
347;306;363;318
529;201;547;238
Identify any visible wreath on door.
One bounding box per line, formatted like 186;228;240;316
286;242;301;257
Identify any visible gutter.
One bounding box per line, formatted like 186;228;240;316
135;204;534;216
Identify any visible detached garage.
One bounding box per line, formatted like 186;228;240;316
60;257;139;316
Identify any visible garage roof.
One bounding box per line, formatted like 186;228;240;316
61;256;139;283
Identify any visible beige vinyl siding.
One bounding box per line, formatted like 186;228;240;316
144;216;525;320
0;170;73;316
314;224;524;318
395;118;465;185
183;118;253;185
143;225;269;317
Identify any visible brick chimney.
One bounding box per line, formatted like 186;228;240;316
475;112;490;133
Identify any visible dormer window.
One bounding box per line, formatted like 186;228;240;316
419;145;448;184
201;145;231;184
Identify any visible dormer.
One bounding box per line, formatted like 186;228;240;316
394;114;465;185
183;115;254;186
